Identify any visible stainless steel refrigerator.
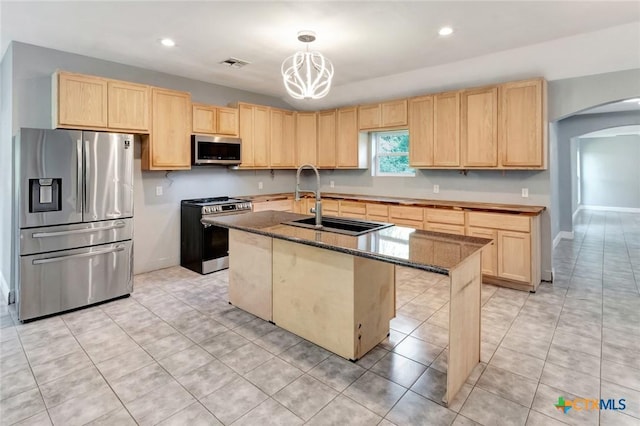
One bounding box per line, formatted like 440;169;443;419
14;128;134;321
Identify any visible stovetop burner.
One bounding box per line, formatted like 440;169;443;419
181;197;252;215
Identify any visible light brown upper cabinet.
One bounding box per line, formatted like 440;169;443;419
408;95;434;167
107;81;150;131
358;100;408;130
409;92;460;168
434;91;461;167
461;86;498;167
192;103;239;136
142;87;191;170
296;112;317;166
55;72;108;128
317;110;337;168
499;78;546;168
237;103;270;168
54;71;150;132
270;109;295;168
336;107;366;168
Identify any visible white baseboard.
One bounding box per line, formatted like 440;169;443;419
553;231;574;248
572;207;581;221
580;204;640;213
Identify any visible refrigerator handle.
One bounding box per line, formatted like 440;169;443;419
84;140;89;214
32;245;126;265
76;139;82;213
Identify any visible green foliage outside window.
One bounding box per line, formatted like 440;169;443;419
374;131;414;176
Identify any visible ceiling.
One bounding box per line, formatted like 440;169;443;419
2;1;640;106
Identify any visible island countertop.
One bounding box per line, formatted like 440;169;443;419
203;211;491;275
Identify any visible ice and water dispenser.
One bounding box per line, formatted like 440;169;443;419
29;178;62;212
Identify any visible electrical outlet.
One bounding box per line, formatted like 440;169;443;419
330;181;335;188
258;181;263;190
433;184;440;194
155;186;163;196
521;188;529;198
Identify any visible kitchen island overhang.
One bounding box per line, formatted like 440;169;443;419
202;210;491;406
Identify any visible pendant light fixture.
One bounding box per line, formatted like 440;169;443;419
281;31;334;100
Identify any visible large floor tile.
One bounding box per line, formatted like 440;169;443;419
245;357;304;395
343;371;407;417
125;381;195;425
273;374;338;421
476;365;538;407
279;340;331;372
308;355;366;392
386;390;457;426
47;388;123;426
306;395;381;426
200;377;268;424
0;389;45;426
156;402;222;426
176;359;238;399
460;387;529;426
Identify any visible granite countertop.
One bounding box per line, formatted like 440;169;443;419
240;192;545;215
203;211;491;275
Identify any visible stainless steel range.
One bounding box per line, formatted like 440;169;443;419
180;197;252;274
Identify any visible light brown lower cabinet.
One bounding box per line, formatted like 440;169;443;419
251;199;293;212
497;230;531;283
466;227;498;276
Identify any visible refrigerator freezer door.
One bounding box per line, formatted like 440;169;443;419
83;132;134;222
18;129;84;228
20;218;133;256
18;240;133;321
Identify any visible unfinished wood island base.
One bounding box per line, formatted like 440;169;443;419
210;211;490;406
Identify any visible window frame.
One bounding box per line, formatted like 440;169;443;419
371;130;415;177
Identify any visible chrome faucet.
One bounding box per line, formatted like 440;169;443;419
295;163;322;228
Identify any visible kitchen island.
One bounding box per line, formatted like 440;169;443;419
202;210;490;406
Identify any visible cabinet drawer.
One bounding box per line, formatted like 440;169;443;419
425;223;465;235
323;199;339;214
389;206;424;222
425;208;465;225
366;203;389;217
467;212;530;232
252;199;293;212
339;200;366;215
392;218;423;229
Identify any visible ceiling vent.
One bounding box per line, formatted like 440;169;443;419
219;58;250;69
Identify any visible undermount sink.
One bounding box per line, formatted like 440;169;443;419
282;216;393;236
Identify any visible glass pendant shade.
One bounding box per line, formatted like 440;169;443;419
281;32;334;100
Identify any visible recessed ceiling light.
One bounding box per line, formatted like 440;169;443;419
438;26;454;36
623;98;640;103
160;38;176;47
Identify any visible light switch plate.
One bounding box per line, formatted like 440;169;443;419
258;182;263;190
155;186;163;196
330;181;335;188
433;184;439;194
521;188;529;198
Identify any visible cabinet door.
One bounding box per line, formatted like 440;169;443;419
336;107;360;168
408;96;434;167
434;91;461;167
381;99;408;127
217;107;239;136
317;110;337;168
270;109;295;167
358;103;381;130
192;103;217;134
296;112;317;166
107;81;149;131
499;79;545;168
497;230;531;282
253;106;271;167
149;88;191;169
57;72;108;128
466;227;498;276
461;87;498;167
238;104;254;166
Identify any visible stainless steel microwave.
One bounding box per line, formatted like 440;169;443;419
191;135;242;165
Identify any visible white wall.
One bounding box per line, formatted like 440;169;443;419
579;135;640;209
0;45;13;301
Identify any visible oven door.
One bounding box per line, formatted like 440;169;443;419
200;211;250;274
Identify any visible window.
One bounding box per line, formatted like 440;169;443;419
371;130;414;176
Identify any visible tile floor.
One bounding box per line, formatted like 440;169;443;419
1;210;639;425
